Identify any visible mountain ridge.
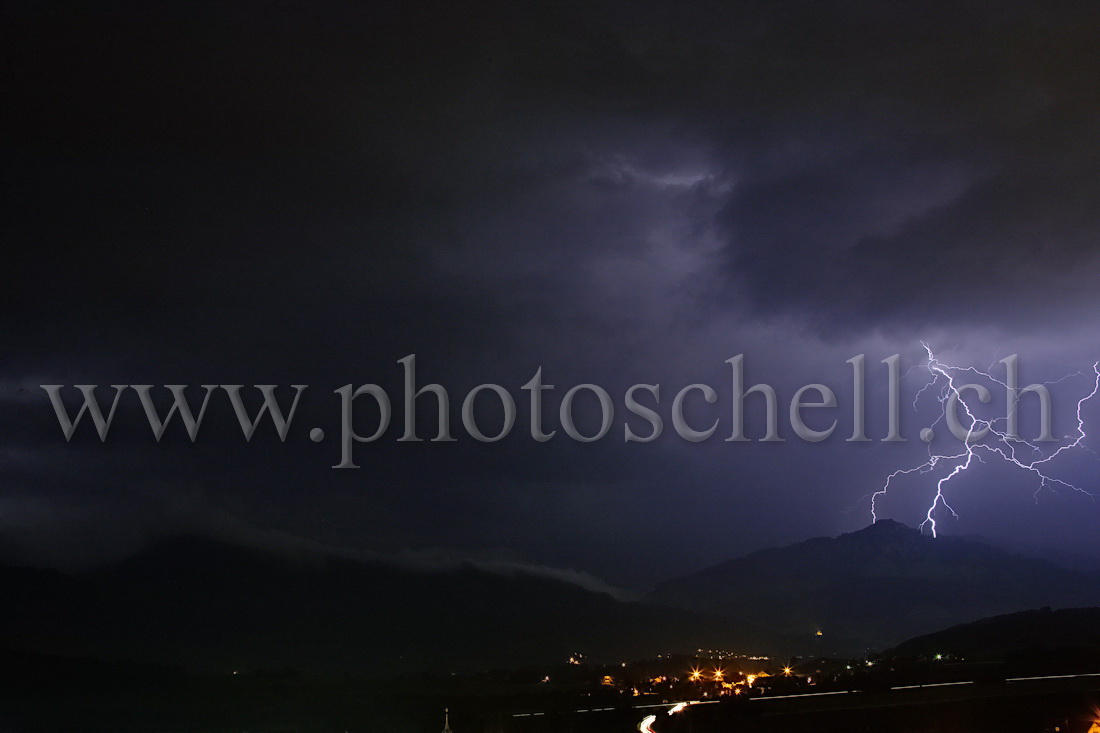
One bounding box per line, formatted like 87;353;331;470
0;532;779;675
648;521;1100;650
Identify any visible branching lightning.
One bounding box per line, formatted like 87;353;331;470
870;342;1100;537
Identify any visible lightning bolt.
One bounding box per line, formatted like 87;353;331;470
870;342;1100;537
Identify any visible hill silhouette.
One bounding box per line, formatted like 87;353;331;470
891;606;1100;660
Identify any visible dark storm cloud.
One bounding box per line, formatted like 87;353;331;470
706;1;1100;331
5;1;1100;583
11;1;1096;339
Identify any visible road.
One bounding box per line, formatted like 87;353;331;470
635;671;1100;732
508;670;1100;731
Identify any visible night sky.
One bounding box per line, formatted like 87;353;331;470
4;1;1100;591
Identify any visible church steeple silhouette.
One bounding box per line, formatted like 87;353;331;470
442;708;453;733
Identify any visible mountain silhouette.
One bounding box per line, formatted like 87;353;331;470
0;535;777;674
648;520;1100;650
